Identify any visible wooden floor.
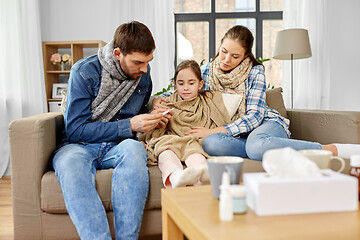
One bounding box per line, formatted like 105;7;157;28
0;176;13;240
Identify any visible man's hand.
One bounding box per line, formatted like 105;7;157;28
186;126;227;139
150;107;173;128
130;113;163;132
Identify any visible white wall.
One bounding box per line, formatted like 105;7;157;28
39;0;175;94
40;1;116;42
39;0;360;111
328;0;360;111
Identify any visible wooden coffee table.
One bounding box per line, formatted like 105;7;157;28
161;185;360;240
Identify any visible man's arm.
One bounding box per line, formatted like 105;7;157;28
64;69;134;143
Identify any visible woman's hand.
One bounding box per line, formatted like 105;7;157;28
152;97;169;112
186;126;227;139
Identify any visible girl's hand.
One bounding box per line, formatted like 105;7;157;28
186;126;227;139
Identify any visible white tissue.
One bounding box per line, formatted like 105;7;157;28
262;147;322;178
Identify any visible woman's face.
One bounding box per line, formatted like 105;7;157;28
175;68;203;100
218;38;247;72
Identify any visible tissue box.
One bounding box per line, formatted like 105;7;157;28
243;169;358;216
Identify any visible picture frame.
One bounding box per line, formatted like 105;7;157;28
52;83;68;99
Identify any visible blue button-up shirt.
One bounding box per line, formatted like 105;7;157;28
64;55;152;143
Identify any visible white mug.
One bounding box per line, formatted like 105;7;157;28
299;149;345;173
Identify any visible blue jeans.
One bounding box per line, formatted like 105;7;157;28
202;120;322;161
52;139;149;240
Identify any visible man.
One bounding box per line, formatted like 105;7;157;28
53;21;170;240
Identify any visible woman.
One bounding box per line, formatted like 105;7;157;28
155;25;336;161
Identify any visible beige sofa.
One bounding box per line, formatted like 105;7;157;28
9;88;360;239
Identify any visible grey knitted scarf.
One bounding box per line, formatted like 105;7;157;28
91;41;140;122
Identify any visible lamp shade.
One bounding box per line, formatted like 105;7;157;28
273;28;312;60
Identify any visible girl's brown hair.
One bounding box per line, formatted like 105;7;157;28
174;60;202;83
216;25;262;66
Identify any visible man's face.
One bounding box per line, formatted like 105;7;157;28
114;48;154;79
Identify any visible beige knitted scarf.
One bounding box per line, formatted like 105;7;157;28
139;91;231;165
209;57;253;120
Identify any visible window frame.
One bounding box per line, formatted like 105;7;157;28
174;0;283;64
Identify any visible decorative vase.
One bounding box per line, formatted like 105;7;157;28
60;62;65;71
64;62;71;70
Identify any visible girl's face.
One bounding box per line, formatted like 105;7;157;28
175;68;204;100
218;38;247;72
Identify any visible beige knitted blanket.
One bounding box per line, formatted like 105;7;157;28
140;91;231;165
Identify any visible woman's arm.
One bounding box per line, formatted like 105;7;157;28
224;65;267;136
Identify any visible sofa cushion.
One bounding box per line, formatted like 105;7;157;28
41;166;164;213
266;87;288;119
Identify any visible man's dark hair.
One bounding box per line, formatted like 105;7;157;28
113;21;155;55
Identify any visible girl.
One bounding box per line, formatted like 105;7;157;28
155;25;337;160
141;60;232;188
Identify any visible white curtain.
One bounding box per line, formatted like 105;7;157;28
122;0;175;94
283;0;330;109
110;0;175;94
0;0;47;177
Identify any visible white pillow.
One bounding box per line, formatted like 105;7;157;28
222;93;242;118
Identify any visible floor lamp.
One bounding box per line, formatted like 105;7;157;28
273;29;312;109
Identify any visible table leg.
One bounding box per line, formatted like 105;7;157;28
162;207;184;240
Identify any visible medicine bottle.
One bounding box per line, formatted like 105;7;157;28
219;171;233;221
230;185;247;214
349;155;360;201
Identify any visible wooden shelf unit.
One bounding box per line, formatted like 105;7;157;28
42;40;106;111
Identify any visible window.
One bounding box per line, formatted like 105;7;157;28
174;0;283;88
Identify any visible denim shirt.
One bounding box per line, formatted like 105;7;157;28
64;55;152;143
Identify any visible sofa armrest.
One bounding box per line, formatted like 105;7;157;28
287;109;360;144
9;112;64;239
